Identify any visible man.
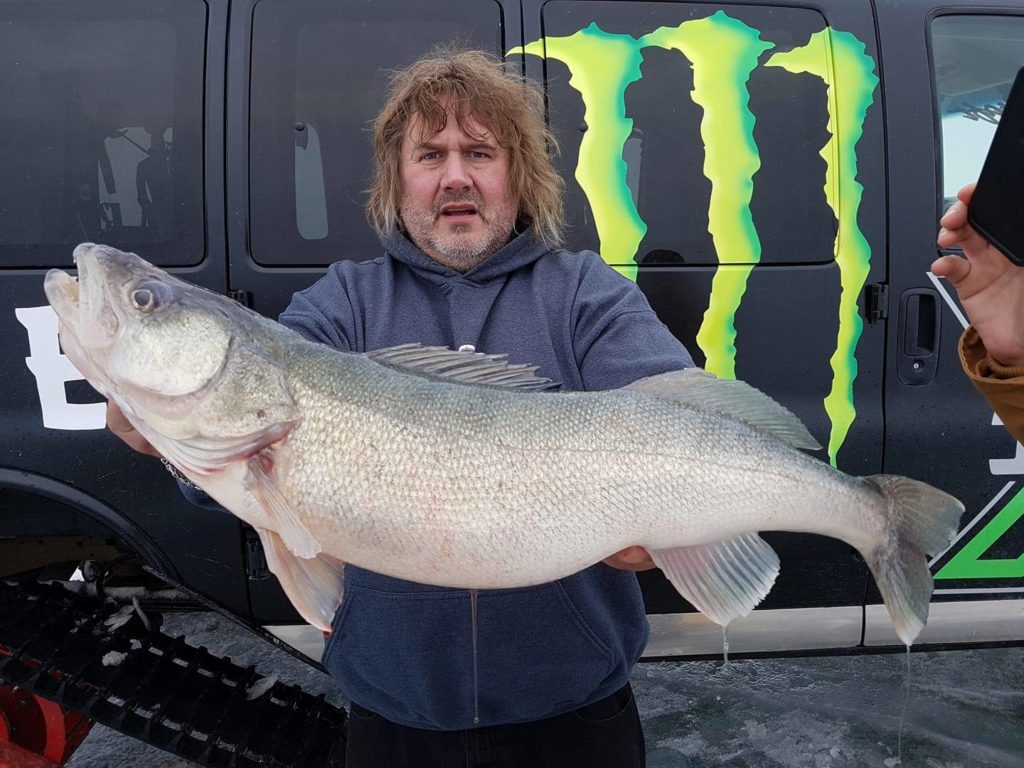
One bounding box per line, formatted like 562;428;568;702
109;50;693;766
935;182;1024;443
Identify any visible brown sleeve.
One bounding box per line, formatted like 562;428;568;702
959;326;1024;444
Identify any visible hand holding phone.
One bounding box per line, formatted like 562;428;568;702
934;183;1024;367
933;67;1024;366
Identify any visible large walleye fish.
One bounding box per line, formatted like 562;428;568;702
45;244;963;645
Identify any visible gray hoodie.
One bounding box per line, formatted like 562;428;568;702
278;228;694;731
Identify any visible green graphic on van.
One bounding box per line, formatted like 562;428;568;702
516;25;648;283
767;29;878;469
642;14;772;382
511;14;878;467
936;487;1024;580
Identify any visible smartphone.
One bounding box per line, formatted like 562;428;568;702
967;66;1024;266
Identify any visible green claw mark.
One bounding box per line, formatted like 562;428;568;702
936;488;1024;580
514;19;878;464
767;30;878;467
642;13;773;380
511;25;646;281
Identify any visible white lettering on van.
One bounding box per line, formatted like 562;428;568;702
15;305;105;430
989;411;1024;475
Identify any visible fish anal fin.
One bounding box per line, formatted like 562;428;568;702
259;528;345;632
650;534;780;628
246;454;321;559
626;368;821;451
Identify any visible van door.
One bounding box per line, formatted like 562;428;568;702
0;0;250;613
229;0;518;621
872;0;1024;646
518;0;887;655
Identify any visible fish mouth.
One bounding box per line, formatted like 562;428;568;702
45;243;109;326
44;243;126;357
43;268;81;326
43;247;104;386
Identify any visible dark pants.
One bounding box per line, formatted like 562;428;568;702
345;683;646;768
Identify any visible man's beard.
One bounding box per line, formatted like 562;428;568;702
400;191;516;272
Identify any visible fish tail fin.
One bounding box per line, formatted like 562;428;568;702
862;475;963;647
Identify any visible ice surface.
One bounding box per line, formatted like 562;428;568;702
68;613;1024;768
638;652;1024;768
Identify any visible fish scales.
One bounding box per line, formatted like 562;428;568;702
281;347;881;587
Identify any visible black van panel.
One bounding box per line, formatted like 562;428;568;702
877;0;1024;615
0;0;208;268
246;0;508;269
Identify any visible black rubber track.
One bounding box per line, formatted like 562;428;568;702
0;580;347;767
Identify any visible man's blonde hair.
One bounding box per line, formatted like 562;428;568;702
366;49;565;248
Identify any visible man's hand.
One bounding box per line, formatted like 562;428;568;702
934;182;1024;366
603;546;655;572
106;401;162;457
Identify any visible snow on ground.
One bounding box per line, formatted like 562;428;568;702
69;612;1024;767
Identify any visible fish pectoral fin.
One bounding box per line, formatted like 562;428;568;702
245;455;321;559
626;369;821;451
259;528;345;632
650;534;780;628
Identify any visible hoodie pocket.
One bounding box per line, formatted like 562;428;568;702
321;574;617;730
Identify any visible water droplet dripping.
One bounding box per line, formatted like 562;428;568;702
470;588;480;725
722;625;730;666
897;644;911;763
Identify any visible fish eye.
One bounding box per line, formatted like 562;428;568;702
130;281;168;313
131;288;155;311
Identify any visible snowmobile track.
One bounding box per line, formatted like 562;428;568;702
0;580;347;767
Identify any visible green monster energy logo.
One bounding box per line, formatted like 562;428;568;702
510;12;878;467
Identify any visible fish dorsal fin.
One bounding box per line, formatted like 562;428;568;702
245;454;321;559
650;535;780;628
259;528;345;631
626;368;821;451
368;343;556;391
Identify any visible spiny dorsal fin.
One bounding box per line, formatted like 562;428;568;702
626;368;821;451
367;343;557;391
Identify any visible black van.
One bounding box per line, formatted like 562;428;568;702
2;0;1023;761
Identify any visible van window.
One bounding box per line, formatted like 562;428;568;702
249;0;504;267
531;2;855;267
0;0;206;268
932;15;1024;210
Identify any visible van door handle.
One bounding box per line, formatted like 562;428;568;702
897;288;941;385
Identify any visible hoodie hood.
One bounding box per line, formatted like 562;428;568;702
382;227;552;286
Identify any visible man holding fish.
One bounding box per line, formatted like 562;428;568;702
82;49;963;768
107;49;694;766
